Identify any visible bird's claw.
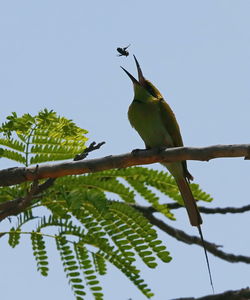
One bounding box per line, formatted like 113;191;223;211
131;148;148;154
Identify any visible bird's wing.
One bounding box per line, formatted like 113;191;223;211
159;98;193;181
158;98;184;147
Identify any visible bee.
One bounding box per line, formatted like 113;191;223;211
116;44;130;57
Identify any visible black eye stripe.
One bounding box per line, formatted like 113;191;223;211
144;82;158;98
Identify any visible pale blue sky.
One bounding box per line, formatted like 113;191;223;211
1;1;250;299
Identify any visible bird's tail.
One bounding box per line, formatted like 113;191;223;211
175;177;202;226
176;177;214;292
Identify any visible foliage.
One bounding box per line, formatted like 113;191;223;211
31;230;49;276
0;109;88;166
0;110;213;300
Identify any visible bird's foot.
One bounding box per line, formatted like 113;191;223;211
131;147;167;155
131;148;149;154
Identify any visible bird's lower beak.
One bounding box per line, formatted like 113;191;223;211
121;66;140;85
121;55;146;86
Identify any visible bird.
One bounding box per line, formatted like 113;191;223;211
121;55;214;291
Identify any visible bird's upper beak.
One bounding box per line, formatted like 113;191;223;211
121;55;147;86
133;55;146;85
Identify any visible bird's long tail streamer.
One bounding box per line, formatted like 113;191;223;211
197;225;215;293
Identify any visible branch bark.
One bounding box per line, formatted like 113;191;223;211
0;177;56;221
141;203;250;214
1;143;250;187
171;287;250;300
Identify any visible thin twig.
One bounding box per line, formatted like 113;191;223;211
135;206;250;264
74;141;105;161
137;203;250;215
198;204;250;214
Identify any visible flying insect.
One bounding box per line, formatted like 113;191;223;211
117;44;130;57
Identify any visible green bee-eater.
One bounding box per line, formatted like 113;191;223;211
121;55;214;291
121;55;201;226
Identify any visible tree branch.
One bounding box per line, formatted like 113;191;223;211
198;205;250;214
171;287;250;300
0;176;40;221
143;203;250;215
1;143;250;187
135;205;250;264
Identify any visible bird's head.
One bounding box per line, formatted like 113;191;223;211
121;55;163;101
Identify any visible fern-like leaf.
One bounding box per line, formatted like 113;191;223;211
0;149;26;164
8;227;21;248
56;235;86;299
31;231;49;276
108;201;171;266
57;175;136;204
86;232;149;297
0;109;88;165
75;243;104;300
92;252;107;276
8;211;36;248
0;138;25;152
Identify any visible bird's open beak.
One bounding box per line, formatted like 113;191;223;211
121;55;147;86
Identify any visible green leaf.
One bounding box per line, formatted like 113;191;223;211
56;235;86;298
1;149;26;164
8;228;21;248
30;231;49;276
0;109;88;165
